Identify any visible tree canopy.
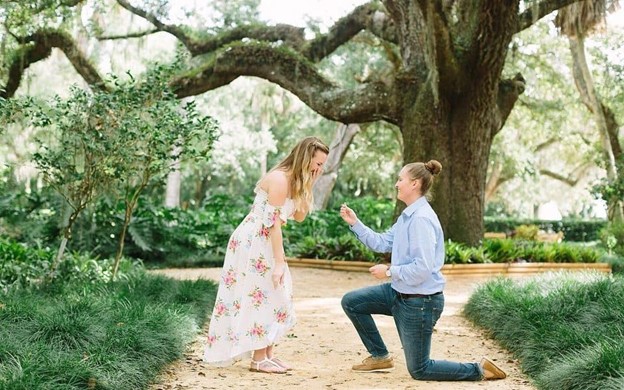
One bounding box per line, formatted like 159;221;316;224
1;0;621;245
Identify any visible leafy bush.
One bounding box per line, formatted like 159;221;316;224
599;222;624;257
600;254;624;275
514;224;539;240
0;238;142;291
445;241;489;264
464;273;624;390
0;183;62;246
0;238;53;291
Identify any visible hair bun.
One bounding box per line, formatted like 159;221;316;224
425;160;442;175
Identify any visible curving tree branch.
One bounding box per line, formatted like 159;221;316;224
190;24;306;56
116;0;396;62
517;0;585;32
97;28;159;40
302;2;397;61
170;43;399;124
494;73;526;136
115;0;196;50
2;29;108;98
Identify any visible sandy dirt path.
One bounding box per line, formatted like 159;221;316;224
149;267;536;390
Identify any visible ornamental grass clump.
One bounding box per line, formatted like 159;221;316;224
0;273;216;389
464;272;624;390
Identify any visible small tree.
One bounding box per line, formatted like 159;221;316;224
27;64;218;279
106;66;218;279
31;87;121;274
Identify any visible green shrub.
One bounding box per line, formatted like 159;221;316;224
485;217;606;242
600;254;624;275
514;224;539;241
599;222;624;257
0;238;142;291
464;273;624;390
445;241;489;264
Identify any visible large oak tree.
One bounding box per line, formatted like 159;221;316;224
1;0;593;245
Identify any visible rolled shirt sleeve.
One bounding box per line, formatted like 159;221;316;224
350;220;395;253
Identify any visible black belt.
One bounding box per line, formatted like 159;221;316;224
397;291;443;299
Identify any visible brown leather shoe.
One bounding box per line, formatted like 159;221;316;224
480;357;507;380
352;355;394;372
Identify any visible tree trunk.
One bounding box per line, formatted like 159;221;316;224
164;162;181;208
485;159;506;203
400;84;496;246
568;36;624;221
165;145;182;208
313;123;360;210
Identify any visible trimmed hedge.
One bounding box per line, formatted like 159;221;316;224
484;217;607;242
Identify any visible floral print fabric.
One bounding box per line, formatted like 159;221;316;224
204;187;296;366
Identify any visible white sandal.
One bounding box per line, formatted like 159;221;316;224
249;358;287;374
269;356;292;371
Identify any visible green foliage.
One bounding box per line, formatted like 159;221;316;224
515;224;539;240
480;239;521;263
0;97;37;132
599;222;624;257
592;157;624;211
445;241;489;264
0;272;216;389
600;254;624;275
485;217;607;242
0;237;141;292
8;62;219;274
0;238;53;291
0;183;62;245
448;238;600;264
31;85;121;234
290;234;382;262
464;273;624;390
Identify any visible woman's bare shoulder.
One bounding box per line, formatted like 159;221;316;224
257;170;288;193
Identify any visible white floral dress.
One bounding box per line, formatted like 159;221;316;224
204;187;296;366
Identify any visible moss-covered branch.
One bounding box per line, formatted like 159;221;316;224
517;0;585;32
171;42;399;124
2;29;108;98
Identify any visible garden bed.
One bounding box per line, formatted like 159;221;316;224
287;258;611;275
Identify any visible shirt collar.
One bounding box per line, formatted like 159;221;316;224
401;196;427;217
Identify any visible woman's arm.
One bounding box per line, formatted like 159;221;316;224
265;172;289;288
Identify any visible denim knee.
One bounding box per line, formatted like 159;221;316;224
341;292;353;312
408;366;428;380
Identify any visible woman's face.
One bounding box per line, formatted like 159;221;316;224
309;150;328;176
395;168;418;203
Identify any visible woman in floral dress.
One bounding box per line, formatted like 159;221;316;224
204;136;329;374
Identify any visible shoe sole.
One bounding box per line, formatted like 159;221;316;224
249;368;287;374
481;358;506;379
352;367;395;373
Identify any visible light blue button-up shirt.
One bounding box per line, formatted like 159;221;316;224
350;197;446;294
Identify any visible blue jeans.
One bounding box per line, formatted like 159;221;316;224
341;283;482;381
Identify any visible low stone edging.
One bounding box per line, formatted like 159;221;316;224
286;257;612;275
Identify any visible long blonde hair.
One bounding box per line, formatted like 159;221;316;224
272;136;329;212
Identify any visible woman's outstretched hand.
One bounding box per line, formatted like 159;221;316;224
340;203;358;226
